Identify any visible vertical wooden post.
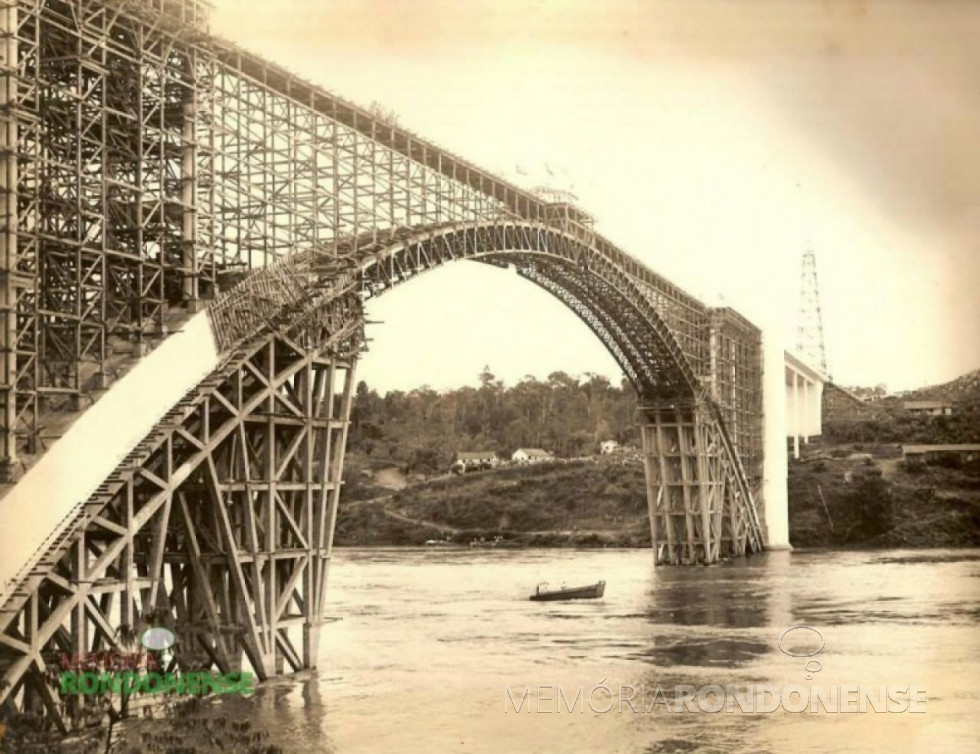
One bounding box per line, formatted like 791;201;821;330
654;412;676;563
640;401;749;565
302;351;356;669
0;2;18;474
677;410;698;563
321;357;356;605
122;479;135;627
302;360;322;668
640;421;659;563
182;95;198;303
695;416;714;563
71;535;88;711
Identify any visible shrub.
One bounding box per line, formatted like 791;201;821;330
929;452;963;470
840;475;892;542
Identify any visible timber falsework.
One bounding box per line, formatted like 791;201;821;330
0;0;766;729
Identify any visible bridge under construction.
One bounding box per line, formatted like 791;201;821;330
0;0;771;728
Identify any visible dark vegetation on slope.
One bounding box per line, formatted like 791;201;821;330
335;459;651;547
336;368;980;549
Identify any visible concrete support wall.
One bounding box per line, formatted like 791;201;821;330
763;332;790;549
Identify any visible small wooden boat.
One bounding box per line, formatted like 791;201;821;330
529;580;605;602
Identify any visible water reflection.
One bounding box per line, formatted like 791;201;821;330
631;558;775;670
240;673;335;752
637;637;771;668
646;564;772;629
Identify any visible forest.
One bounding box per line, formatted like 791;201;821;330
347;367;638;476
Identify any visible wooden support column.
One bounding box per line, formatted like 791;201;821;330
182;96;198;304
122;479;135;627
677;411;698;563
694;415;713;563
0;2;18;474
656;413;678;564
640;421;659;563
639;401;746;565
302;360;322;667
71;535;88;711
305;358;335;668
303;353;356;669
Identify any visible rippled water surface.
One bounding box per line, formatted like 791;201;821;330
228;548;980;753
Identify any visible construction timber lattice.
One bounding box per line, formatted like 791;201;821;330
0;0;766;728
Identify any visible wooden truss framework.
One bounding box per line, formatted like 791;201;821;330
0;0;716;466
0;0;207;464
0;215;767;726
336;221;766;564
0;0;772;729
639;402;763;565
0;287;362;729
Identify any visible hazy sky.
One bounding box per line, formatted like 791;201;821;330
209;0;979;393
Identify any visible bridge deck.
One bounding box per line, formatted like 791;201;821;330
0;310;218;598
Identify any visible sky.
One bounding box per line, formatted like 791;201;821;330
208;0;980;394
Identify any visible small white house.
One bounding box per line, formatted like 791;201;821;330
511;448;553;464
453;451;498;472
599;440;620;455
903;401;954;416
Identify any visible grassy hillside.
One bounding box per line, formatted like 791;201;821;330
788;443;980;548
335;459;652;547
824;368;980;445
906;368;980;404
335;446;980;549
334;368;980;549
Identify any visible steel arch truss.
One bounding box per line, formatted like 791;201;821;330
336;221;764;562
0;218;765;728
343;221;701;398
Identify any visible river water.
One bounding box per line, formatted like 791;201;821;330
226;548;979;753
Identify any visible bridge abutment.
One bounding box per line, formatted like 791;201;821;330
763;333;792;549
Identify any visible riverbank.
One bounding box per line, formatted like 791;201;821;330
336;446;980;549
788;442;980;548
335;459;651;547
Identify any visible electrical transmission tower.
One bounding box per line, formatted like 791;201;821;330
795;245;830;377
